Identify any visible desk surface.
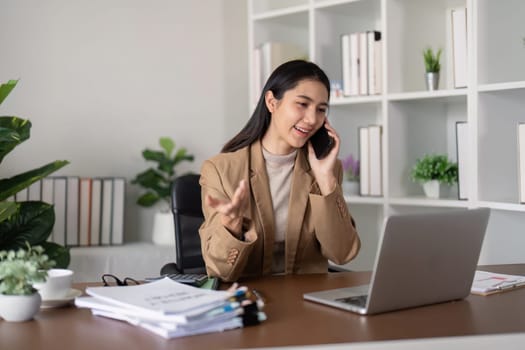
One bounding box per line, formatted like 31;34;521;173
1;264;524;350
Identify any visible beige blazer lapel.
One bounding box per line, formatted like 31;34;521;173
249;141;275;275
285;148;314;273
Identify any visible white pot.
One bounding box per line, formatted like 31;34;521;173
343;180;360;195
152;211;176;246
422;180;440;199
0;292;41;322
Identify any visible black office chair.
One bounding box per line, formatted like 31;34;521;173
160;174;206;275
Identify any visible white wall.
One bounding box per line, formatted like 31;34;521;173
0;0;248;242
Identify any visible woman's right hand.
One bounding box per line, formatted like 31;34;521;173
205;179;248;238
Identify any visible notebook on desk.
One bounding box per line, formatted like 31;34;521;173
304;208;491;315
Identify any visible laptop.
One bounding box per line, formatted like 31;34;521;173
304;208;491;315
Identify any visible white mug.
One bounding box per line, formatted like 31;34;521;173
33;268;74;300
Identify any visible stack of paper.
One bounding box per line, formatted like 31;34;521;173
75;277;266;338
471;270;525;296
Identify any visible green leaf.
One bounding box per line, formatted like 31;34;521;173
0;116;31;163
137;192;160;207
0;201;19;222
0;80;18;105
40;241;70;268
159;137;175;157
142;149;168;163
0;160;69;201
0;201;54;251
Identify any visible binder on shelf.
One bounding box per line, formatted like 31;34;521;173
28;180;41;201
15;187;28;202
341;34;352;96
456;122;469;200
359;127;370;196
66;176;79;247
358;32;368;95
349;33;360;96
111;177;126;245
52;177;67;246
368;125;383;196
451;7;468;88
518;123;525;204
90;178;102;246
367;31;382;95
41;178;54;242
79;178;92;246
100;178;114;245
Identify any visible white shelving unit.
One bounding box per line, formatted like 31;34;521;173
248;0;525;270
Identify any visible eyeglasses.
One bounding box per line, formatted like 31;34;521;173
101;274;140;287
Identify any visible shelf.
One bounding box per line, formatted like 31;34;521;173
251;5;309;21
478;201;525;213
478;81;525;92
344;195;383;205
331;95;382;106
387;89;467;102
388;197;470;208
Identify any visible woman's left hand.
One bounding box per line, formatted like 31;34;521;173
308;119;340;195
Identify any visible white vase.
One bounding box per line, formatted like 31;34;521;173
0;292;41;322
152;211;176;246
422;180;440;199
343;180;360;195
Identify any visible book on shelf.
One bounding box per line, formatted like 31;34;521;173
100;177;113;245
41;177;55;242
367;30;382;95
471;270;525;296
359;127;370;196
451;7;468;88
518;123;525;204
14;187;28;202
79;178;92;246
456;122;469;200
90;178;102;246
253;41;306;100
28;180;41;201
52;177;67;246
358;32;368;96
76;277;266;339
111;177;125;245
66;176;80;247
368;125;383;196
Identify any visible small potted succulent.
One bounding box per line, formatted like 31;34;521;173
423;47;442;90
410;154;458;198
0;243;55;321
341;153;360;195
131;137;194;245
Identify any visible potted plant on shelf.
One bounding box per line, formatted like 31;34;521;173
410;154;458;199
131;137;194;245
423;47;442;91
341;153;360;195
0;80;70;268
0;243;55;322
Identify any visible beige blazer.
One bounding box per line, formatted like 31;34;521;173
199;140;360;282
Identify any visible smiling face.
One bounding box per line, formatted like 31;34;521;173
262;79;329;155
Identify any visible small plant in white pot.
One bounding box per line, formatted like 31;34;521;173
410;154;458;199
423;47;442;90
131;137;194;245
0;243;55;322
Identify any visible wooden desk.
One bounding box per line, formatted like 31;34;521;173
1;265;524;349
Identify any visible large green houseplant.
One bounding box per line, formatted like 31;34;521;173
131;137;194;245
0;80;70;267
131;136;194;212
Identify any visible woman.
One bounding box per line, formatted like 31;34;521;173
199;60;360;282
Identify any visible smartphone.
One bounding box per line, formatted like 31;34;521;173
310;125;334;160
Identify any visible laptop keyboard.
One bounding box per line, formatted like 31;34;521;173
335;294;368;308
145;273;208;287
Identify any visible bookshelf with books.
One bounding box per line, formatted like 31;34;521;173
248;0;525;270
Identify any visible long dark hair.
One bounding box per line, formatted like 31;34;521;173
222;59;331;153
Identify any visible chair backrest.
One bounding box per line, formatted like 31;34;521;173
171;174;206;274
